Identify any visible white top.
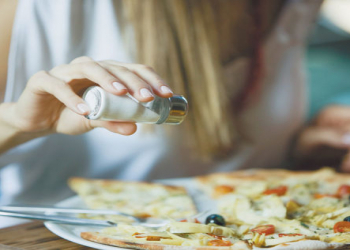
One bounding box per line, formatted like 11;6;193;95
0;0;320;208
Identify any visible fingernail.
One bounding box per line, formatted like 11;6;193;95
112;82;127;92
77;103;90;114
343;134;350;145
140;88;154;98
160;86;173;95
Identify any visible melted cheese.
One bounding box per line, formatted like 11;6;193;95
219;195;286;225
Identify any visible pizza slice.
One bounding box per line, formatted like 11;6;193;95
68;177;197;220
194;168;350;248
81;220;251;249
79;214;350;249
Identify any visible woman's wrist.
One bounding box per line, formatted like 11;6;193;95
0;102;22;136
0;102;48;154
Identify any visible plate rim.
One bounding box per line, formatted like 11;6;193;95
44;196;125;250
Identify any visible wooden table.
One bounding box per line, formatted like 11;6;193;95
0;221;94;249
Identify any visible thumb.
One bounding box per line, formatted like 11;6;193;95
315;105;350;127
89;120;137;135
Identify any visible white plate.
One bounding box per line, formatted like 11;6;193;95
45;196;119;250
44;178;214;250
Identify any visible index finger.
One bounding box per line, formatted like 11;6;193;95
49;61;127;96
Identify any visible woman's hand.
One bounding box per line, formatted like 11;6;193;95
1;57;173;149
292;105;350;172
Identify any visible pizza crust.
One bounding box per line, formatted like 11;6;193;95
81;232;251;250
253;240;346;250
81;232;348;250
196;168;350;188
69;178;189;196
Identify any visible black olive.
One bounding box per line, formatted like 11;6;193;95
205;214;226;226
344;216;350;222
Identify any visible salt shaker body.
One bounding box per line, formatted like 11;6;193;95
82;86;188;124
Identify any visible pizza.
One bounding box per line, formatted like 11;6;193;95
68;178;197;221
69;168;350;249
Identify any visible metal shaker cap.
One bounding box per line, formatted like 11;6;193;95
164;95;188;124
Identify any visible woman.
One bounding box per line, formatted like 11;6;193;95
0;0;348;212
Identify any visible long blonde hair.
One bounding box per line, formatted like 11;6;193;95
116;0;284;159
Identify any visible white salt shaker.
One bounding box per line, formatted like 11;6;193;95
82;86;188;124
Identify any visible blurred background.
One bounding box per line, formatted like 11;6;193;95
307;0;350;119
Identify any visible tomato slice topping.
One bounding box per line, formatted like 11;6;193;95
251;224;275;235
136;213;151;218
208;240;232;246
278;233;304;237
179;218;201;223
214;185;234;196
207;233;223;240
263;186;287;196
132;233;170;241
334;221;350;233
314;193;340;199
337;185;350;197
